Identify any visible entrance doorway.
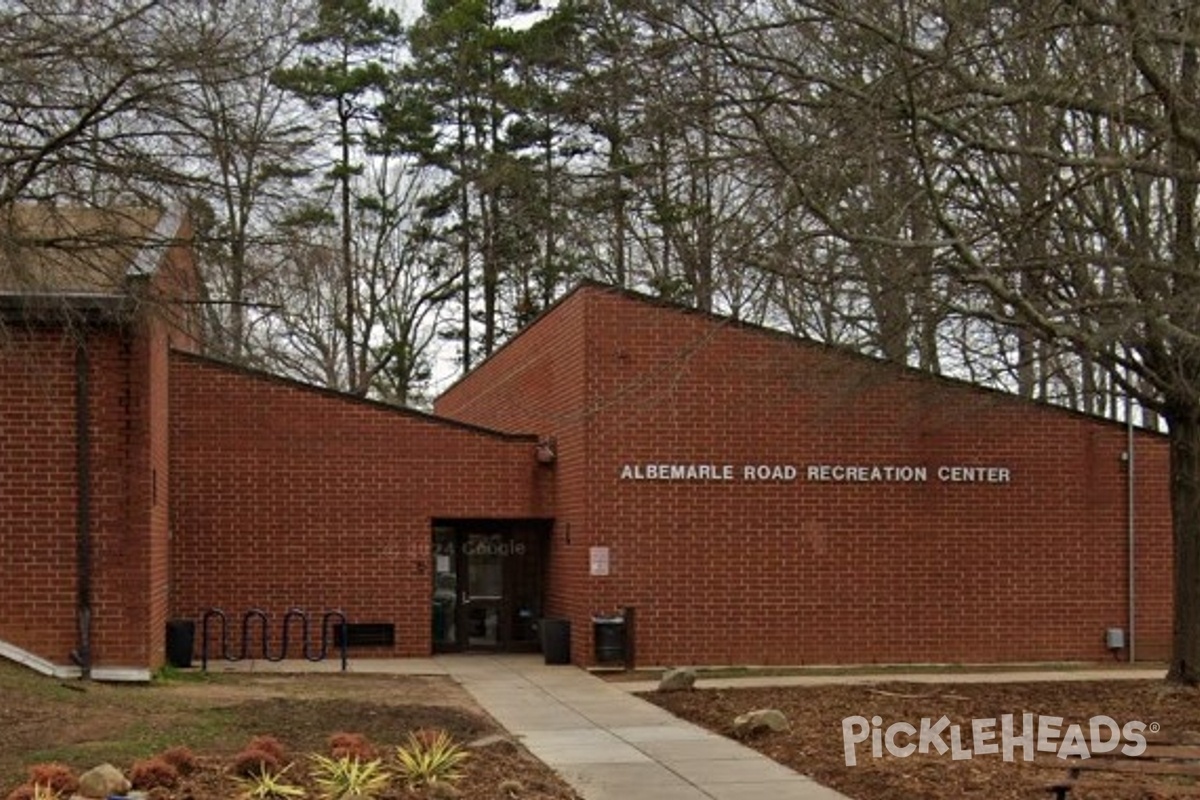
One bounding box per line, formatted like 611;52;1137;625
431;520;549;652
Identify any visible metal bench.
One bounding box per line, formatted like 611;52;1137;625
1046;742;1200;799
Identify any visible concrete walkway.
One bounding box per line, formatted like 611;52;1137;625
436;654;850;800
608;666;1167;694
205;656;1165;799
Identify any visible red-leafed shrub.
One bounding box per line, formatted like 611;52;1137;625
25;764;76;796
329;732;375;760
230;747;283;778
158;745;199;775
246;735;287;763
129;757;179;790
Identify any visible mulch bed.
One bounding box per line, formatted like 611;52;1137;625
645;680;1200;799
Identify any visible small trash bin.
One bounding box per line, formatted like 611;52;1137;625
593;614;626;665
165;619;195;669
432;601;446;641
541;618;571;665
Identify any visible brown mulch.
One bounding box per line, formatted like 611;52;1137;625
644;680;1200;799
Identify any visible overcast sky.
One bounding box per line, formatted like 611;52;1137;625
384;0;562;29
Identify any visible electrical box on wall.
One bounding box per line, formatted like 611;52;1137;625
1105;628;1126;650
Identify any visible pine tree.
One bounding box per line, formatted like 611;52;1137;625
272;0;403;393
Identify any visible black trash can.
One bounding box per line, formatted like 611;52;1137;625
541;618;571;665
593;614;626;665
165;619;195;669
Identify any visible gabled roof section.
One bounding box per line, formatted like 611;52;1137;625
0;205;183;298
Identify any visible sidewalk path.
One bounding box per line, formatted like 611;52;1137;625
206;656;1165;799
607;667;1167;694
436;654;850;800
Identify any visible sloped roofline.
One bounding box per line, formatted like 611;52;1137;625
439;278;1163;436
128;204;186;279
172;349;540;443
0;204;189;322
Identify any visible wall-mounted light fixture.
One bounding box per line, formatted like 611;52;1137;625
536;436;557;464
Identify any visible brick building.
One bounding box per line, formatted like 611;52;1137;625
0;206;200;680
0;227;1173;677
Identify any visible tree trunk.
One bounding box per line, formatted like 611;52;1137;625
339;96;357;393
1168;405;1200;684
457;97;472;372
1168;15;1200;684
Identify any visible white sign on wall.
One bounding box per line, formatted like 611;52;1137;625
589;546;610;576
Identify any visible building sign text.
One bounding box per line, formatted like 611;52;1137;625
619;462;1012;484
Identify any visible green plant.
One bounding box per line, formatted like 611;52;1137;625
7;783;66;800
233;764;306;800
394;729;468;788
309;754;390;799
30;785;62;800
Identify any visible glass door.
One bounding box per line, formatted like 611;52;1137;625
431;528;460;651
430;522;548;653
464;532;504;649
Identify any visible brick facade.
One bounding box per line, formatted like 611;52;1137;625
1;276;1175;675
167;353;550;660
436;284;1173;666
0;211;199;676
0;294;195;673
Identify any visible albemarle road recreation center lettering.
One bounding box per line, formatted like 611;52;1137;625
619;463;1012;484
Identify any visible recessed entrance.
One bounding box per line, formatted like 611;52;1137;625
431;520;549;652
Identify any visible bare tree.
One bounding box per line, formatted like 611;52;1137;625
673;0;1200;681
0;0;308;350
167;0;316;365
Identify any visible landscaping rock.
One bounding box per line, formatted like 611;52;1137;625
466;733;511;749
657;667;697;692
76;764;130;798
733;708;790;736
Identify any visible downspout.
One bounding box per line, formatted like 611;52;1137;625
1127;397;1136;664
73;336;92;678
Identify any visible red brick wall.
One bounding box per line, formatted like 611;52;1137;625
168;353;549;658
0;329;85;663
437;285;1173;666
135;228;202;670
0;228;223;675
3;277;1172;673
437;290;594;660
0;325;165;670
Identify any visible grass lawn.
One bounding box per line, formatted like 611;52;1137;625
0;661;578;800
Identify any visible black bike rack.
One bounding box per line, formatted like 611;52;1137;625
200;607;348;672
